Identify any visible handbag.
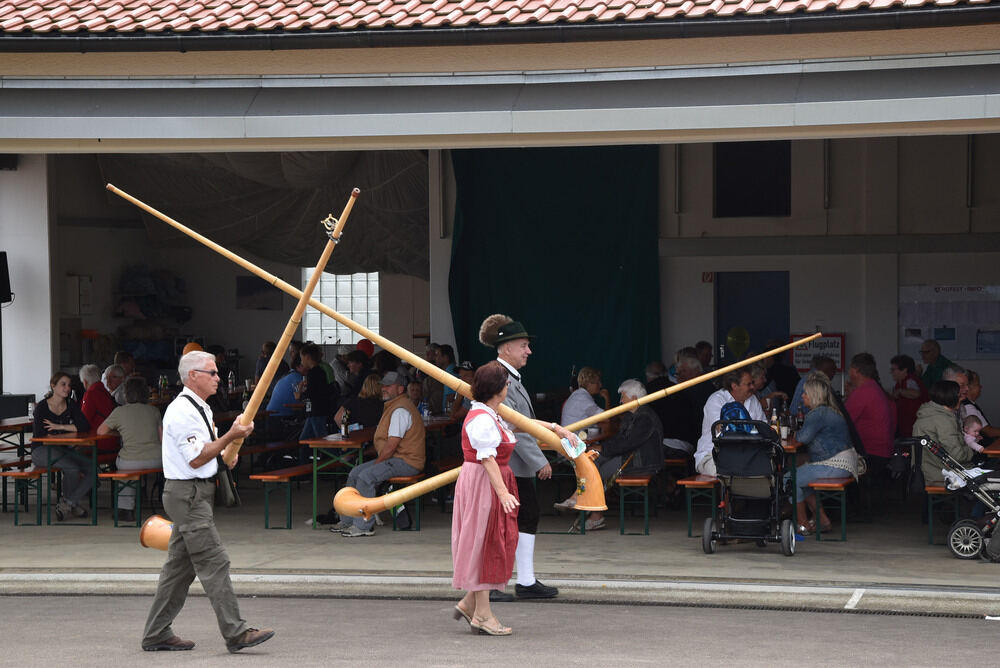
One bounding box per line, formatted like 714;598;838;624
183;395;241;508
214;455;241;508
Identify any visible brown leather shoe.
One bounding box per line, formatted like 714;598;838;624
142;636;195;651
227;628;275;654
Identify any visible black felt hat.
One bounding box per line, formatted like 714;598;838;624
492;320;535;346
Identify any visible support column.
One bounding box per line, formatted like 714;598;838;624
0;155;54;395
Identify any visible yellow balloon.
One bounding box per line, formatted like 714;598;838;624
726;326;750;359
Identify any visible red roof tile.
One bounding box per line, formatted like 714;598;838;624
0;0;988;35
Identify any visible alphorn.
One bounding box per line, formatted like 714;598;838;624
553;333;823;437
105;186;607;515
107;184;360;468
341;335;824;519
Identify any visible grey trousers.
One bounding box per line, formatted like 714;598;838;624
142;478;248;646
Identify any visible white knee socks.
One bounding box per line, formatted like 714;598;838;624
515;532;535;586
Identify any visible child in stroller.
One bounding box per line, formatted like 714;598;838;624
702;415;796;557
909;435;1000;561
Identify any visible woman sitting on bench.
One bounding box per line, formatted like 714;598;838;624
98;377;162;522
793;373;861;535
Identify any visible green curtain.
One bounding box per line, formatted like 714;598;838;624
448;145;661;398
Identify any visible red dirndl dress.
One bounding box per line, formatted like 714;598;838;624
451;406;519;591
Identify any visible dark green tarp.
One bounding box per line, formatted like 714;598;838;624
449;146;661;401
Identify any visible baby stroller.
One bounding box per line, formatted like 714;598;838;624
702;419;796;557
911;436;1000;561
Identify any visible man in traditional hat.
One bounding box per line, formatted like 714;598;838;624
479;314;558;601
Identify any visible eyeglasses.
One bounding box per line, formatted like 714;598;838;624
192;369;219;377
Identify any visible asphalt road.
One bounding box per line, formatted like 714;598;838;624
5;595;995;666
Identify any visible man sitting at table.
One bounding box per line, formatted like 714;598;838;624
81;363;116;432
265;353;306;440
333;371;426;537
112;351;138;404
654;354;712;460
553;379;663;531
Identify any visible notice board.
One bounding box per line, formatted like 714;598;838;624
899;285;1000;361
790;333;845;373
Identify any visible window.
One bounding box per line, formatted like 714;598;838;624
302;270;379;345
714;140;791;218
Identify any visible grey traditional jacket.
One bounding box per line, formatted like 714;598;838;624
498;358;549;478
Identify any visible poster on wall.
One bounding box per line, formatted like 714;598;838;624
899;285;1000;360
790;332;845;372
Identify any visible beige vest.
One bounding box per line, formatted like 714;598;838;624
374;393;425;471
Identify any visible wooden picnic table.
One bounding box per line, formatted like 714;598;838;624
30;430;120;525
300;427;376;528
0;416;33;457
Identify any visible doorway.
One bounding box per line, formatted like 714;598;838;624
714;271;790;365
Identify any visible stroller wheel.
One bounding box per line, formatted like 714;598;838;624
702;518;718;554
780;519;796;556
947;519;984;560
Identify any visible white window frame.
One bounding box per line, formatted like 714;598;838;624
302;270;379;345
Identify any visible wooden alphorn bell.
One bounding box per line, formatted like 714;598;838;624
107;184;360;468
105;185;607;515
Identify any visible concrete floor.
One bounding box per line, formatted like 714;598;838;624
3;472;999;616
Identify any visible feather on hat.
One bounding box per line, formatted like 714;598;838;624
479;314;513;347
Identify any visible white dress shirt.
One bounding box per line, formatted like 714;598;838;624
694;388;767;471
162;387;219;480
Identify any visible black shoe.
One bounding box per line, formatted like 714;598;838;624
119;509;135;523
488;589;514;603
515;580;558;599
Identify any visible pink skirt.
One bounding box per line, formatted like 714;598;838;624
451;461;517;591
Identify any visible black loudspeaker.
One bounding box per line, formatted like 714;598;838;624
0;252;10;303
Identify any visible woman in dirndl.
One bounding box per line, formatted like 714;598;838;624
451;361;520;636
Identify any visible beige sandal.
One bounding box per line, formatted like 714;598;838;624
471;615;512;636
452;603;473;627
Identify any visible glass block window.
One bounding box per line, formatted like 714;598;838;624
302;270;379;345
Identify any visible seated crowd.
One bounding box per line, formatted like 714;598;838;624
25;331;996;538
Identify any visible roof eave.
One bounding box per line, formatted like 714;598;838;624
1;6;999;53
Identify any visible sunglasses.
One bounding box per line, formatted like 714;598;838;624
192;369;219;377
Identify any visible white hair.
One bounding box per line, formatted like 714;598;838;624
101;364;125;384
178;351;216;386
942;365;967;382
79;364;101;385
618;379;647;399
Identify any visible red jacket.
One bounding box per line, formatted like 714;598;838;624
81;382;116;433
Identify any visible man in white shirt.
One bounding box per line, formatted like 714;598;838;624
694;367;766;477
142;350;274;654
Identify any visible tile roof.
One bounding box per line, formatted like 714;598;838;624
0;0;992;34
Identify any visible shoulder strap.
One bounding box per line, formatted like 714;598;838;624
182;394;217;440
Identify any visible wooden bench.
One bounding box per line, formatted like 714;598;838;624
0;467;48;525
388;473;426;531
925;484;960;545
249;463;315;529
98;467;163;527
616;473;655;535
807;476;855;541
238;440;299;477
1;457;32;513
676;474;720;537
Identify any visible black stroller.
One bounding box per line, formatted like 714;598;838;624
911;436;1000;561
702;419;796;557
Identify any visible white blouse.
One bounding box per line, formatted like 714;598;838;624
465;401;514;461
